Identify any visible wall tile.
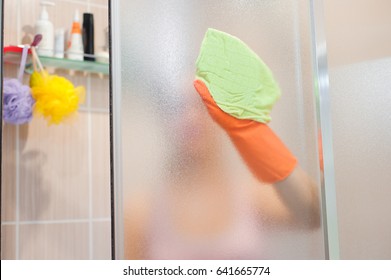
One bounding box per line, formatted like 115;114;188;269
91;113;111;218
325;0;391;67
90;74;109;111
19;223;89;259
93;221;111;259
18;116;90;221
1;225;16;259
90;0;109;7
3;64;19;78
1;124;17;221
3;0;18;45
19;0;40;45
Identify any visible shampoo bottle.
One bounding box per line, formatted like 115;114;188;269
96;27;109;63
54;28;65;58
35;1;55;57
83;13;95;61
67;10;84;61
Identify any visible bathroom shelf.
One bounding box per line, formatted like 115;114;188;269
3;46;109;75
32;56;109;75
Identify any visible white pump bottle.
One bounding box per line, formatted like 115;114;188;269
35;1;55;57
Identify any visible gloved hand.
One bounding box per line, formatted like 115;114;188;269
194;29;297;184
194;79;297;184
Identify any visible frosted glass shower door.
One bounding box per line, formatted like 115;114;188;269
113;0;326;259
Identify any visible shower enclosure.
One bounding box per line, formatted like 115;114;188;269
2;0;390;260
111;0;337;260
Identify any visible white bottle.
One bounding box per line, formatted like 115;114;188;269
54;28;65;58
35;1;55;57
67;10;84;61
96;27;110;63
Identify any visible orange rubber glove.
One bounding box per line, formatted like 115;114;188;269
194;79;298;184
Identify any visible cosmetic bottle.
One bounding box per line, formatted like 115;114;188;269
35;1;55;57
83;13;95;61
96;27;109;63
67;10;84;61
54;28;65;58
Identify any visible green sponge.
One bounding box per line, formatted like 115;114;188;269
195;28;281;123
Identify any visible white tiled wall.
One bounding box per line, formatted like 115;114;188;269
1;0;111;259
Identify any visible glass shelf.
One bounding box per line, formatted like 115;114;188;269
35;56;109;75
3;47;109;75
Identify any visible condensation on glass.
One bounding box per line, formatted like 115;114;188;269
117;0;325;259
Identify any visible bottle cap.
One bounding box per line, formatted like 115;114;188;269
74;9;80;22
71;10;81;34
39;1;55;20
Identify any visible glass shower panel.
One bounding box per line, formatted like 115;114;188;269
1;0;111;259
329;59;391;259
324;0;391;259
117;0;325;259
